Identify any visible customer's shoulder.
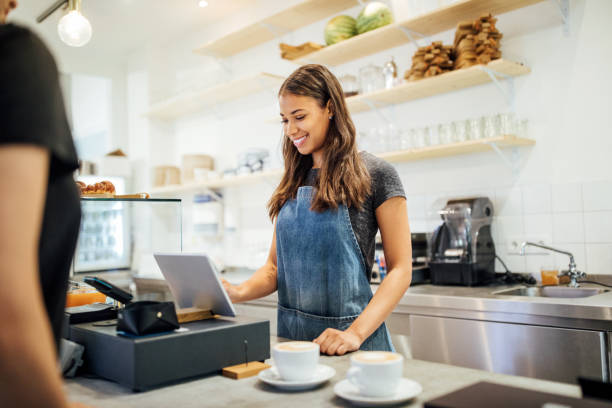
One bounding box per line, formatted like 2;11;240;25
0;24;53;63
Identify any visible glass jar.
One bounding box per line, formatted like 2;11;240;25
359;64;385;94
339;73;359;98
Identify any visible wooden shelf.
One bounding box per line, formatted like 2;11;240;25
144;73;284;120
293;0;545;66
151;169;283;195
346;59;529;114
194;0;358;58
150;135;533;195
379;134;534;163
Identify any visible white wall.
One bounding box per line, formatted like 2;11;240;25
126;0;612;277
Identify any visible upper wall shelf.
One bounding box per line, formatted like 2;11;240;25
150;135;534;195
144;72;284;121
293;0;545;66
347;59;529;114
194;0;359;58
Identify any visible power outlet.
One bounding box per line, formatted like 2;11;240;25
506;235;552;255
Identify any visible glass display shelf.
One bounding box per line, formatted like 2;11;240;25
73;198;182;278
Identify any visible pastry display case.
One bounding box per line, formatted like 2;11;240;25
73;198;182;277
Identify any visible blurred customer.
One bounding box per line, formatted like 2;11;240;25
0;1;89;407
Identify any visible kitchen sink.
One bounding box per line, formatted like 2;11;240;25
493;286;609;298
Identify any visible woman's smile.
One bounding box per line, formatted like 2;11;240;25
292;135;308;148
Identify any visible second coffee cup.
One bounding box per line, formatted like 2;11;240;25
272;341;319;382
347;351;403;397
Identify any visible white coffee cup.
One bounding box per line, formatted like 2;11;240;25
272;341;319;381
347;351;404;397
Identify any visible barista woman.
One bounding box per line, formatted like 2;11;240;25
0;1;88;407
223;64;412;355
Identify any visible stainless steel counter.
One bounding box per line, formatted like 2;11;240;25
234;280;612;330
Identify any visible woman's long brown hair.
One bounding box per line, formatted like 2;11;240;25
268;64;371;220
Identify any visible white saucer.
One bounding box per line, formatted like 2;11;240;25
334;378;423;406
258;364;336;391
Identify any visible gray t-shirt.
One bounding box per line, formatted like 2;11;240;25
304;151;406;280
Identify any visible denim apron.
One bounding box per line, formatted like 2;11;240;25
276;186;393;351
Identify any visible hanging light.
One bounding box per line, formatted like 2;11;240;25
57;0;92;47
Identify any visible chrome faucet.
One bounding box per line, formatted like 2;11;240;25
520;242;586;287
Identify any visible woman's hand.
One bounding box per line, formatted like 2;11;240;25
313;328;363;356
221;279;243;303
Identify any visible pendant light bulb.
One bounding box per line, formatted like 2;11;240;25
58;0;92;47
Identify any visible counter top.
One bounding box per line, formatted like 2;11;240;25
221;269;612;330
130;271;612;330
65;337;581;408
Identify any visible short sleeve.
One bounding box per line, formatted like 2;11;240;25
0;25;78;173
365;153;406;209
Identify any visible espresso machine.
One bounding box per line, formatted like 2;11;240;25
429;197;496;286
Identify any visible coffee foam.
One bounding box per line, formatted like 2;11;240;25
352;352;402;363
274;341;318;352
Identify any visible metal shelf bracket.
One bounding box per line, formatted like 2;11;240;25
398;26;431;48
551;0;570;36
362;98;392;125
487;142;521;177
478;65;516;111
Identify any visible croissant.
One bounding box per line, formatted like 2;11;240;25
77;180;116;195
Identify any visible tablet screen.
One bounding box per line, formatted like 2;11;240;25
153;253;236;317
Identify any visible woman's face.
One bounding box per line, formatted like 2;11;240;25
0;0;17;24
279;93;331;159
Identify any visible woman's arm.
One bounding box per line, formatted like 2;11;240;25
315;196;412;355
0;145;69;408
222;221;278;303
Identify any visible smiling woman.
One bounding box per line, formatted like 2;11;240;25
222;64;413;356
274;64;371;215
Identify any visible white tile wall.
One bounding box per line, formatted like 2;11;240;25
552;183;583;213
401;180;612;275
524;214;553;236
522;184;552;214
494;187;523;216
405;195;426;220
494;215;524;243
583;211;612;243
582;180;612;212
552;213;585;243
586;244;612;275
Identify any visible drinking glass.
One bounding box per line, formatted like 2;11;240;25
413;127;428;148
499;112;517;136
399;129;412;150
518;119;529;138
427;125;440;146
359;65;385;94
483;114;501;139
438;122;454;145
454;119;468;142
468;117;484;140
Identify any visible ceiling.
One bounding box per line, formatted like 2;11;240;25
8;0;253;74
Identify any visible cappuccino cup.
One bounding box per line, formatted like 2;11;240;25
272;341;319;381
347;351;403;397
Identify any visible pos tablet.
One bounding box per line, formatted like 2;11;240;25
153;253;236;317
